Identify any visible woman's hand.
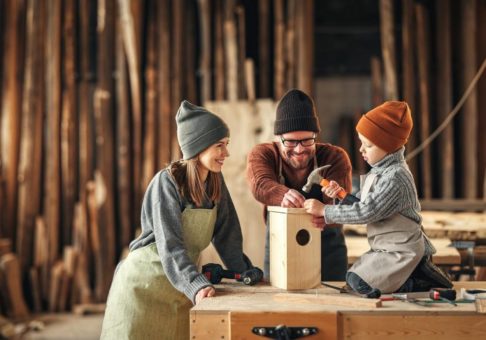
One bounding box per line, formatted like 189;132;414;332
322;180;343;199
304;199;325;218
195;286;215;304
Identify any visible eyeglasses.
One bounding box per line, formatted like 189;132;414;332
280;135;316;148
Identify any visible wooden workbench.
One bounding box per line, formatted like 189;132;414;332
190;282;486;339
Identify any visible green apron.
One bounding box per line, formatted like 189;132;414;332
101;206;217;340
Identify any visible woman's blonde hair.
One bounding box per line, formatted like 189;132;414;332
168;158;222;207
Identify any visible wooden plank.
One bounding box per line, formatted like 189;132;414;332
72;202;93;304
370;57;383;107
420;199;486;212
478;1;486;200
142;0;157;192
48;261;63;312
341;314;486;339
94;0;116;301
285;0;297;90
214;0;225;100
29;267;42;313
45;0;62;266
185;1;197;103
236;5;246;100
415;3;433;199
119;0;143;221
197;0;211;104
273;293;382;308
401;0;418;180
190;311;229;339
224;0;238;101
379;0;398;100
0;253;29;318
171;0;183;160
274;0;285;99
296;0;314;96
436;0;454;199
0;239;11;257
230;311;338;340
258;0;270;98
0;0;23;240
17;0;44;272
460;0;478;199
61;0;78;246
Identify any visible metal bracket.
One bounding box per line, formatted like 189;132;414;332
252;325;318;339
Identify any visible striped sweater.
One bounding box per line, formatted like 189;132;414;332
324;147;422;225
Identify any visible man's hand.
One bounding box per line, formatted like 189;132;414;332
195;286;215;304
311;215;326;231
281;189;305;208
304;199;325;217
322;180;343;199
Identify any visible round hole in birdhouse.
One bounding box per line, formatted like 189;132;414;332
296;229;310;246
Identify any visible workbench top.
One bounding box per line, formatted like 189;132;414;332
190;282;486;339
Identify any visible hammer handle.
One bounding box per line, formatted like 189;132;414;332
320;179;347;200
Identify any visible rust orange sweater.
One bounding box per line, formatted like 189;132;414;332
246;142;352;210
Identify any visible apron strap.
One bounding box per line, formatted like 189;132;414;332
360;173;378;201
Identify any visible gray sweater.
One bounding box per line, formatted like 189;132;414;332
324;147;421;225
130;169;252;303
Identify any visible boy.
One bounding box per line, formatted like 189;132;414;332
304;101;452;295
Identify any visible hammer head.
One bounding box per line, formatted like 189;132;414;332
302;165;331;193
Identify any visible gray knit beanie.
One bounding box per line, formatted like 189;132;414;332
176;100;229;160
274;89;321;135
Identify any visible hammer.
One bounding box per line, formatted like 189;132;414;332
302;165;360;205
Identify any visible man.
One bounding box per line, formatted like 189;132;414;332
246;89;352;281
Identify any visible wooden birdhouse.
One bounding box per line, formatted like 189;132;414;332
268;206;321;290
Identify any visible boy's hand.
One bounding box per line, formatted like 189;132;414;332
311;216;326;231
322;180;343;199
304;199;325;217
281;189;305;208
195;286;215;304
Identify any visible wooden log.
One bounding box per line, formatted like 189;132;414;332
94;0;116;301
0;0;23;240
274;0;285;99
285;0;297;90
245;59;256;102
415;3;433;199
185;1;197;103
16;0;45;273
157;0;172;168
197;0;211;104
478;0;486;200
0;253;29;318
78;0;96;197
142;0;158;192
29;267;42;313
401;0;418;180
72;202;93;304
61;0;78;246
236;5;246;100
436;0;454;198
370;57;383;107
119;0;143;223
45;0;62;265
224;0;238;101
58;246;77;311
296;0;314;96
258;0;270;98
115;15;133;249
214;0;225;100
33;217;49;302
86;181;101;300
48;260;64;312
171;0;183;160
460;0;478;199
379;0;398;100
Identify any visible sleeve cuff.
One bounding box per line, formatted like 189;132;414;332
184;273;212;304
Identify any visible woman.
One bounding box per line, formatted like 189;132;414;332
101;100;257;339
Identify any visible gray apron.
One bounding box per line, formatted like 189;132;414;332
263;156;347;281
349;174;425;293
100;206;217;340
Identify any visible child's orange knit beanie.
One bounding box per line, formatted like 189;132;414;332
356;101;413;153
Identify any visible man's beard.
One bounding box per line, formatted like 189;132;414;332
281;149;315;170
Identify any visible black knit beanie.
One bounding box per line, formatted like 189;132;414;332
274;89;321;135
176;100;229;160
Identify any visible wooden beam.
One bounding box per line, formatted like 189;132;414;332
197;0;211;104
419;199;486;212
0;253;29;318
224;0;238;101
171;0;183;160
460;0;478;199
236;5;246;100
478;0;486;201
285;0;297;90
214;0;225;100
296;0;314;96
436;0;454;198
401;0;418;180
415;3;433;199
274;0;285;99
370;57;383;107
379;0;398;100
258;0;270;98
